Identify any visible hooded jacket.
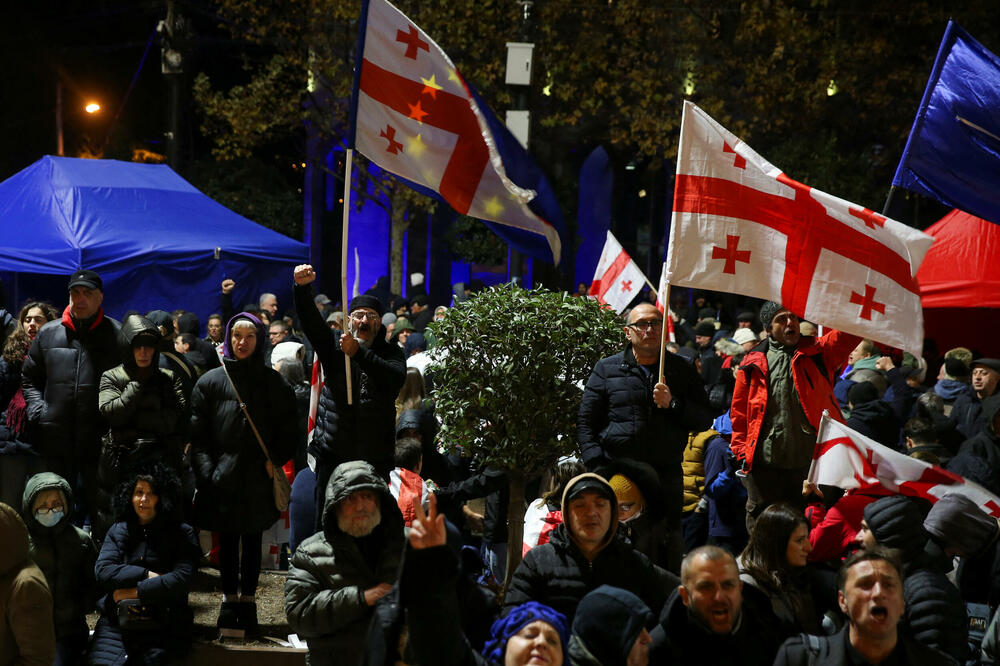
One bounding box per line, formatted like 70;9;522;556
189;313;299;534
568;585;653;666
20;473;96;640
285;461;405;666
924;493;1000;609
0;502;55;666
948;393;1000;496
504;474;671;623
21;306;121;467
730;330;858;472
294;285;406;478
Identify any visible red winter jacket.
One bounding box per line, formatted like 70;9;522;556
730;330;859;472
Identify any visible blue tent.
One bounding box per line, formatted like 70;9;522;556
0;156;308;326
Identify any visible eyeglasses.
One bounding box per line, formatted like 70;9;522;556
35;505;65;515
627;320;662;332
350;311;380;322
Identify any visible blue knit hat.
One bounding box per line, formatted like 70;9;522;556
482;601;569;664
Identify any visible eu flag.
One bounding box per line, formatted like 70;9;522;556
892;21;1000;225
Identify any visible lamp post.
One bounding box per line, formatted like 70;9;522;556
55;80;102;157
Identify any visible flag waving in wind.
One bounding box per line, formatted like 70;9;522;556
666;102;934;354
589;231;648;314
892;21;1000;225
350;0;564;263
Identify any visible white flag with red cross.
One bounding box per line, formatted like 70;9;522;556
666;101;934;354
810;413;1000;518
589;231;648;314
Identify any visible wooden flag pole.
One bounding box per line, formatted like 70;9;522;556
657;281;671;382
342;149;354;405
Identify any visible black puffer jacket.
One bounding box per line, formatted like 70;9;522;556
294;285;406;477
21;307;120;466
285;460;405;666
20;472;97;640
774;626;955;666
948;393;1000;495
578;345;713;523
846;398;901;449
504;475;672;623
190;313;298;534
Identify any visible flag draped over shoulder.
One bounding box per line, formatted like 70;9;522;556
666;101;934;354
810;414;1000;518
351;0;564;264
892;21;1000;225
589;231;647;314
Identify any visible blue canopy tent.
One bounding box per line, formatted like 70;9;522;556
0;156;308;328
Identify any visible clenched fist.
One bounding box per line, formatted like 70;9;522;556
294;264;316;286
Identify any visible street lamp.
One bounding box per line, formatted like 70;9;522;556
55;82;102;156
85;102;101;114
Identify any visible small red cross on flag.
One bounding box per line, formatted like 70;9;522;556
665;102;935;353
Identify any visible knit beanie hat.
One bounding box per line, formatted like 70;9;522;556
482;601;569;664
694;320;717;337
608;474;645;509
571;585;653;666
759;301;783;329
848;381;880;406
348;294;384;317
863;495;930;561
944;357;970;379
924;494;1000;558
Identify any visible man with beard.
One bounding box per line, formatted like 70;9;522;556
774;547;954;665
293;265;406;529
650;545;779;665
285;460;405;666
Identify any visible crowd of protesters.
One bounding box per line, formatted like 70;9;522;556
1;269;999;666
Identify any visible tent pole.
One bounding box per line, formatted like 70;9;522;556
342;149;354;405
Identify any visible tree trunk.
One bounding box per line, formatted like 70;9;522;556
502;468;527;596
389;191;409;296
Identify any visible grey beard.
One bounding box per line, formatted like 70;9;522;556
348;321;374;348
337;505;381;537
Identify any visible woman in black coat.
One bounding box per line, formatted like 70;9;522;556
190;312;298;636
89;464;199;666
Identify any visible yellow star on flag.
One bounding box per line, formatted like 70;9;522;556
484;195;504;217
406;133;427;158
447;68;462;85
420;74;443;99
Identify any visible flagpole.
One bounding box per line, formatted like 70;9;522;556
341;149;355;405
881;185;898;217
657;281;671;382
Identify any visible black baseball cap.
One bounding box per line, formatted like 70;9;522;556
68;269;103;291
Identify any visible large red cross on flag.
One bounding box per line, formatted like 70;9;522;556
810;413;1000;518
353;0;561;262
665;102;935;353
589;231;649;314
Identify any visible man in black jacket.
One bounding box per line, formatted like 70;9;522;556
22;270;120;523
578;303;714;572
292;265;406;529
774;547;955;665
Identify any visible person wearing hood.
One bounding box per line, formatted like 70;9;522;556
89;465;199;666
504;473;672;623
924;493;1000;610
948;393;1000;496
702;411;748;554
0;501;55;666
144;309;197;401
190;312;298;637
650;545;780;665
22;269;121;525
569;585;653;666
284;460;405;666
855;494;968;662
293;266;406;519
21;473;96;665
95;315;187;543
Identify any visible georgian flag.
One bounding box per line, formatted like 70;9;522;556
666;101;935;354
351;0;563;264
589;231;648;314
810;413;1000;517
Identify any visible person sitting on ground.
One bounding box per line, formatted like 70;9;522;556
89;465;199;666
773;547;955;665
738;503;825;642
650;545;781;665
0;501;55;666
569;585;653;666
504;473;672;623
404;494;570;666
21;472;96;666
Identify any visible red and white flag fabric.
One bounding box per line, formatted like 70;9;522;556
809;413;1000;517
655;264;677;343
589;231;648;314
306;357;324;472
666;101;935;354
353;0;561;263
522;498;562;556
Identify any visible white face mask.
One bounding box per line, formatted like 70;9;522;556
620;510;643;524
35;508;64;528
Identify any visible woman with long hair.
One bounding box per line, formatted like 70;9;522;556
395;366;425;419
739;502;823;640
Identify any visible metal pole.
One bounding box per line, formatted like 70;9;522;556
341;149;355;405
56;81;64;156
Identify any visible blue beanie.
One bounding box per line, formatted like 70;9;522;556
482;601;569;664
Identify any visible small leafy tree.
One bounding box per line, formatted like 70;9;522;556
429;286;624;588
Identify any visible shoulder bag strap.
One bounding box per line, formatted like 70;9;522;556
219;361;274;465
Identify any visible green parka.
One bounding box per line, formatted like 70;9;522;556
0;502;54;666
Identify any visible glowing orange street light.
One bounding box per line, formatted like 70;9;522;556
85;102;101;114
